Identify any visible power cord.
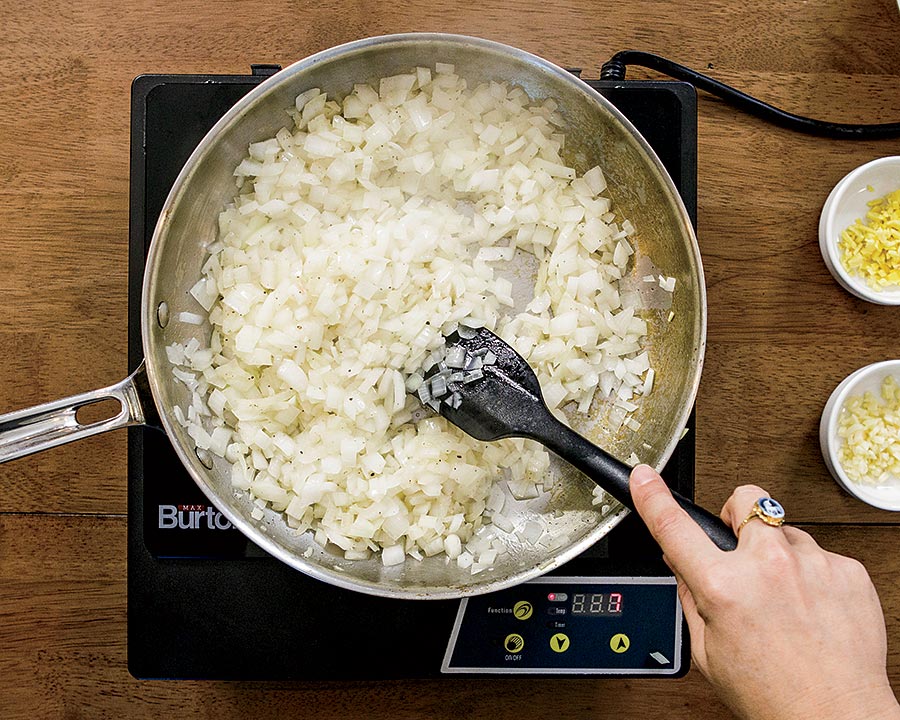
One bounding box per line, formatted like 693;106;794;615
600;50;900;140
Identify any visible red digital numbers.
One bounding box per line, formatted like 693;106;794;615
571;592;624;615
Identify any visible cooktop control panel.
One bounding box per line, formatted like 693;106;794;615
442;576;683;675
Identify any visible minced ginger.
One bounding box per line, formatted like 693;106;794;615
839;188;900;290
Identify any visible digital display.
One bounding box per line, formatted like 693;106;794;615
571;592;623;616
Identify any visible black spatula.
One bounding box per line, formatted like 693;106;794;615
415;326;737;551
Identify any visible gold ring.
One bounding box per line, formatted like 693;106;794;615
737;497;786;536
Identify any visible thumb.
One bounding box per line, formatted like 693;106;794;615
630;464;719;585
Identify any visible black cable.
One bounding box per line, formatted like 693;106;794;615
600;50;900;140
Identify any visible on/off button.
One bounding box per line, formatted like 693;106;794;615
504;634;525;653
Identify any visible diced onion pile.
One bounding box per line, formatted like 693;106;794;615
412;333;497;412
837;376;900;485
839;188;900;290
168;64;664;572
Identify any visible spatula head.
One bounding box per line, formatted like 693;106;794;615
415;327;551;442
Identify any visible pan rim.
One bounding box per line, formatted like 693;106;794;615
140;33;706;599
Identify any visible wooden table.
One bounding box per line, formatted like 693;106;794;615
2;1;899;716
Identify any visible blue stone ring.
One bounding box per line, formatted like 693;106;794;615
737;497;786;536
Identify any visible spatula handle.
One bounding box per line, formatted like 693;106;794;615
669;490;738;551
533;416;737;551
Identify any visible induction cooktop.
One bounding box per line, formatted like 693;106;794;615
127;65;698;680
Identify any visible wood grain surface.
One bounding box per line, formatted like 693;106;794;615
1;0;900;716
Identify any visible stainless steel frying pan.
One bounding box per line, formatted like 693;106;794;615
0;34;705;598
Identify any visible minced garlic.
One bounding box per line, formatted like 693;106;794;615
838;187;900;290
837;375;900;485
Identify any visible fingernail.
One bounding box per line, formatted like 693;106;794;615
630;464;657;487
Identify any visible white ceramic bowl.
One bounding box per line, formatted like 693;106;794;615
818;156;900;305
820;359;900;511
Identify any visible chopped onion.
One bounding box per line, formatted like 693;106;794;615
167;65;658;574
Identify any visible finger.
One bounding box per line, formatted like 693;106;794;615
719;484;766;530
630;464;721;585
782;525;820;550
720;484;787;547
672;567;703;621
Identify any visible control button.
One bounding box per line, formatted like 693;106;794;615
504;633;525;653
546;606;566;616
610;633;631;653
513;601;533;620
549;633;570;653
649;651;670;665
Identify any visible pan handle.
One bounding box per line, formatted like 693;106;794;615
0;362;158;464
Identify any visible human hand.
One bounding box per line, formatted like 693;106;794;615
630;464;900;720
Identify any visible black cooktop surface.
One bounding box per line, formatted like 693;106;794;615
127;68;698;680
